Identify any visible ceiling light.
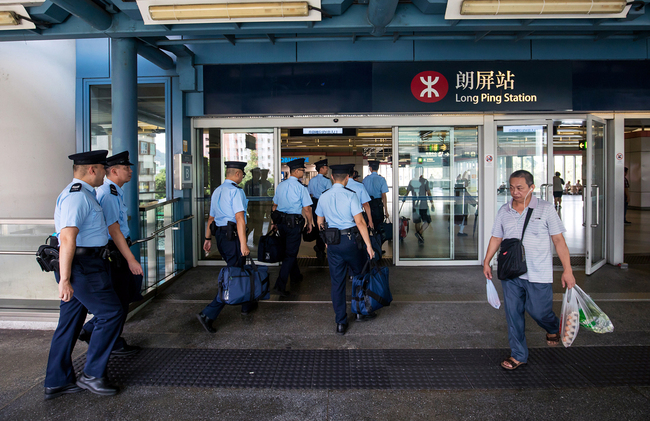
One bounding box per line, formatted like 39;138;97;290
0;11;19;26
149;2;309;20
460;0;627;15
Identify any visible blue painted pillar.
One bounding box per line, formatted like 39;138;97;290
110;38;140;242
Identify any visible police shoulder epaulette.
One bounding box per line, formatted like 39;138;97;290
324;176;330;180
343;187;355;193
235;184;243;189
322;188;330;193
110;184;118;196
69;183;82;193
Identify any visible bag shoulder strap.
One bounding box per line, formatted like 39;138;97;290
520;208;534;240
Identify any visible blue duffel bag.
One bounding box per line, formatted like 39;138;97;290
217;257;270;305
351;259;392;316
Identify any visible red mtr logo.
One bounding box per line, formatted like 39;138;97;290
411;71;448;103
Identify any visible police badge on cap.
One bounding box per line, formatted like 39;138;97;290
68;150;108;165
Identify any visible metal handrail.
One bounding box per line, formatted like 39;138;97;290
139;197;181;212
0;219;54;225
132;215;194;245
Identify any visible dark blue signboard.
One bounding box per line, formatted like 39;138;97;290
372;62;572;112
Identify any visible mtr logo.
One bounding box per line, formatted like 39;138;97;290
411;71;449;103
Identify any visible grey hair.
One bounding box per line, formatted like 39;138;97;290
509;170;534;186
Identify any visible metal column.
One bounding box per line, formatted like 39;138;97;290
110;38;140;241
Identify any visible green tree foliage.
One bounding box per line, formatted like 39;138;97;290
155;168;166;199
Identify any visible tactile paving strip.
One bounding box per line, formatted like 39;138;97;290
72;346;650;390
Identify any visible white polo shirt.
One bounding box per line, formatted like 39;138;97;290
491;195;566;283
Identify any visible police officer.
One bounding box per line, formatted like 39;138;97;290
345;164;374;230
307;159;331;259
78;151;142;356
271;158;314;297
316;164;376;335
197;161;256;333
362;160;390;236
44;150;123;399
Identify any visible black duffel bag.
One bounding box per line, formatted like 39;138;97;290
497;208;533;281
36;235;60;273
258;228;285;263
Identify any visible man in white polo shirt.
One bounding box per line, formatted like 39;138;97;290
483;170;575;370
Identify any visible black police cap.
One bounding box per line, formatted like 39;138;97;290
330;164;352;175
68;150;108;165
225;161;247;173
347;164;356;176
314;159;328;170
368;160;380;170
287;158;306;170
106;151;134;167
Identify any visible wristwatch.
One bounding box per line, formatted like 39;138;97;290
205;237;211;241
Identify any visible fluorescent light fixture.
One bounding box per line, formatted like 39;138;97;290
461;0;626;15
137;0;321;24
447;0;630;19
0;11;18;25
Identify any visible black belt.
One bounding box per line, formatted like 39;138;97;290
215;226;230;231
75;246;107;257
340;228;358;235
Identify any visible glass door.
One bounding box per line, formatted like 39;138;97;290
585;116;606;274
496;121;552;211
396;126;479;262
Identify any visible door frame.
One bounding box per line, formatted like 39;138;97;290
585;115;607;274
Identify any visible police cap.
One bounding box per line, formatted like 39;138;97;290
106;151;134;167
287;158;306;171
314;159;328;170
68;150;108;165
330;164;352;175
368;160;380;170
347;164;356;176
225;161;247;174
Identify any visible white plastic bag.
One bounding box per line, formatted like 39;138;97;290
573;285;614;333
560;287;580;347
486;278;501;309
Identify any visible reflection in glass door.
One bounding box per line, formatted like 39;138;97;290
197;128;275;261
585;116;606;274
397;126;479;261
496;122;550;211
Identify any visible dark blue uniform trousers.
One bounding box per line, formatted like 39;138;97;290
83;254;143;350
501;277;560;363
45;256;123;387
202;231;253;320
327;234;366;324
274;222;302;292
311;201;326;253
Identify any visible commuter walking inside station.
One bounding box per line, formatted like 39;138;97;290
45;150;123;399
316;164;376;335
271;158;314;297
197;161;256;333
79;151;142;356
307;159;331;260
483;170;575;370
553;171;565;209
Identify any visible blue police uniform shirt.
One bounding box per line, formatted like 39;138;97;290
308;174;332;199
273;176;312;214
54;178;109;247
315;183;363;230
96;179;129;240
345;178;371;205
362;172;389;199
210;179;248;226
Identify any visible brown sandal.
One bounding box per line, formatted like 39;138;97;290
501;356;526;370
546;333;560;346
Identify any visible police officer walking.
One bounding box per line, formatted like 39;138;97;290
44;150;123;399
362;160;389;235
271;158;314;297
78;151;142;356
345;164;374;230
316;164;375;335
308;159;331;259
197;161;256;333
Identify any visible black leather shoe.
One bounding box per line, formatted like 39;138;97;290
241;301;259;316
272;286;290;297
78;329;92;344
196;312;216;333
356;313;377;322
76;373;119;396
44;383;84;400
336;323;348;335
111;342;141;357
